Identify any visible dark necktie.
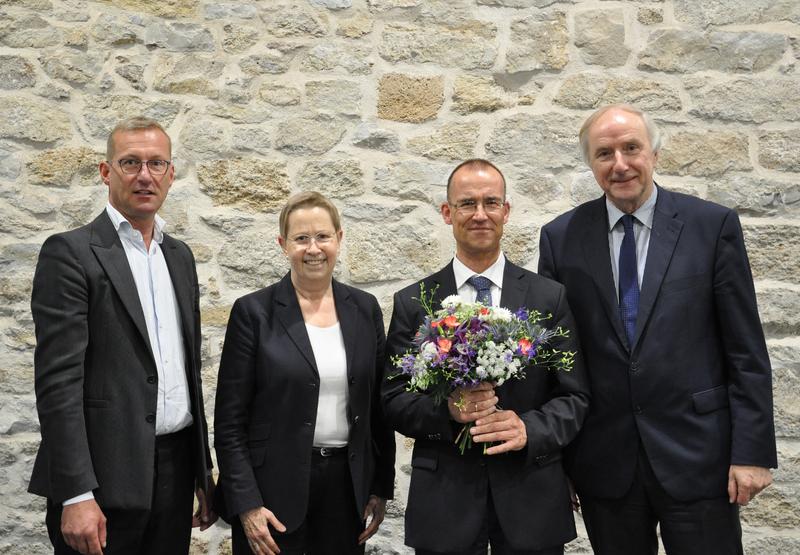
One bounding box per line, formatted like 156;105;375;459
618;214;639;347
467;275;493;306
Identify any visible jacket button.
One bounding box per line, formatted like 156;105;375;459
146;414;155;423
353;415;360;425
304;421;312;427
630;361;639;373
309;382;316;388
147;376;156;384
348;376;355;385
634;405;643;415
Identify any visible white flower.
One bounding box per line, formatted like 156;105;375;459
490;307;513;322
440;295;463;309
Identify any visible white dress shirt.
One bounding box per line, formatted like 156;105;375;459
452;252;506;307
64;204;193;506
607;186;658;298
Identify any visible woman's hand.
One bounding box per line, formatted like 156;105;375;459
240;507;286;555
357;495;387;545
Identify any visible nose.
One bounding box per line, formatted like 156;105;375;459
471;202;490;220
612;150;629;172
306;238;322;252
135;162;155;180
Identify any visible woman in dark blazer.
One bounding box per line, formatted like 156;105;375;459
214;191;395;555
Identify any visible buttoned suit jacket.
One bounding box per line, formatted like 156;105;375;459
538;186;777;502
381;259;591;552
213;273;395;532
28;211;213;508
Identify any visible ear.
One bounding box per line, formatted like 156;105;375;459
99;161;111;185
502;201;510;224
277;235;287;254
441;201;453;225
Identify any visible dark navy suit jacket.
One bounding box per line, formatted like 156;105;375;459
539;186;777;501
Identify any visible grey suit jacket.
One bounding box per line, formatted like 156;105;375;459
28;211;212;509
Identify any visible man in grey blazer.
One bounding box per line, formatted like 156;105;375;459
29;117;216;555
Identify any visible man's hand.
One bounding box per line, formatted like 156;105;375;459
240;506;286;555
192;480;218;531
61;499;107;555
358;495;386;545
447;382;498;424
728;465;772;505
470;409;527;455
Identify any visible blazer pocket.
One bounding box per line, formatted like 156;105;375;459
410;452;438;472
248;422;271;441
692;385;729;414
534;451;563;467
84;398;109;409
661;273;707;295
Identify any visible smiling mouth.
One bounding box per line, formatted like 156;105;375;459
134;190;156;195
304;259;326;265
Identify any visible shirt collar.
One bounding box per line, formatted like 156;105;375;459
452;252;506;290
105;202;166;243
606;184;658;231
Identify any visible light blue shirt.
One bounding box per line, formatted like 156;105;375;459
65;205;193;506
606;186;658;299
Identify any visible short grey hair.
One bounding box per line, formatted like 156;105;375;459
106;117;171;160
578;104;662;165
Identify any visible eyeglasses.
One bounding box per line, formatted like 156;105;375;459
289;233;336;247
450;198;506;214
113;159;172;175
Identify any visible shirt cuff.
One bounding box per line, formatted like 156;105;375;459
63;491;94;506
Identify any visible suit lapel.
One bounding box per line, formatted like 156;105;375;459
275;274;318;376
89;212;154;357
633;187;683;349
333;281;358;381
161;235;195;359
430;262;458;307
499;262;527;311
580;199;629;349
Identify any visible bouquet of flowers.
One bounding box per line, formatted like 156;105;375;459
392;285;575;454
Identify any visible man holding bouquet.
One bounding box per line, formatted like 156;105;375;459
382;159;591;554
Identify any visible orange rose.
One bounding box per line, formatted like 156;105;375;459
518;338;532;355
442;315;458;328
437;337;452;354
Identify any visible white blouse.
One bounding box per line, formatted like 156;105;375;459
306;322;349;447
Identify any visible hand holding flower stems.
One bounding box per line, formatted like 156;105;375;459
392;284;575;455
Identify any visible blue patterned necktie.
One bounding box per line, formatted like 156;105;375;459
467;275;493;306
618;214;640;347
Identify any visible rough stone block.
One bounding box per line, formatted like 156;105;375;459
406;122;479;162
706;175;800;217
94;0;199;18
674;0;800;28
373;160;450;202
757;286;800;336
741;484;800;529
345;222;444;283
506;12;568;73
299;42;372;74
218;230;290;290
742;222;800;283
305;80;362;115
336;14;374;38
486;113;582;172
639;30;786;73
377;74;444;123
758;131;800;172
0;97;71;143
263;5;329;37
178;118;230;159
554;72;681;113
82;95;182;139
144;22;214;51
0;15;61;48
275;114;346;155
379;22;497;69
153;54;224;97
658;131;750;177
297;159;365;198
452;75;514;114
0;56;36;90
637;7;663;25
231;126;272;155
203;3;258;19
351;123;400;152
221;24;259;53
90;14;141;45
574;9;629;67
197;158;290;211
26;146;100;188
39;51;103;86
367;0;422;12
687;77;800;123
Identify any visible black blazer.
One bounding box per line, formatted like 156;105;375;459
213;274;395;531
538;186;777;502
28;211;212;508
381;260;590;551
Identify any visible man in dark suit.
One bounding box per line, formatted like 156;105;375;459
538;104;776;554
29;117;216;555
382;159;591;554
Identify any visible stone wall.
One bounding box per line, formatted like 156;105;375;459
1;0;798;553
